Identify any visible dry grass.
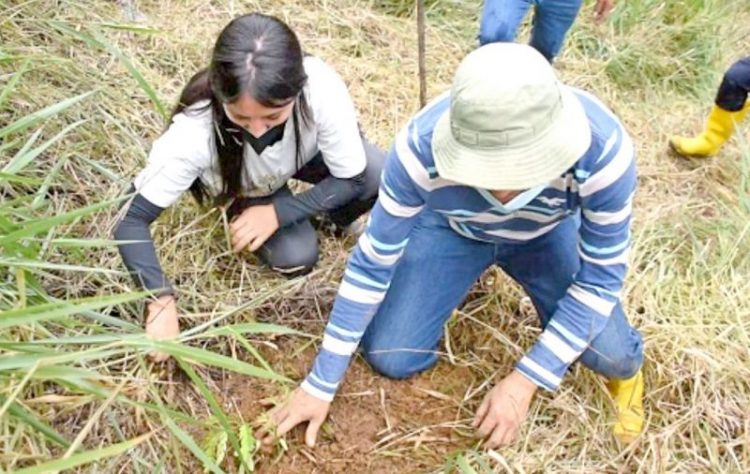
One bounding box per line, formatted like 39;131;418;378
2;0;750;472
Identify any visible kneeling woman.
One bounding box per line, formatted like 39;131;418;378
114;13;384;349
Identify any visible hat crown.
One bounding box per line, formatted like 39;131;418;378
449;43;563;149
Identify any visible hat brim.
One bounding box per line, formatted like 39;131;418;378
432;86;592;190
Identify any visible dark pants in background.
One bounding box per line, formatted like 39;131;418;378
228;139;385;276
716;56;750;112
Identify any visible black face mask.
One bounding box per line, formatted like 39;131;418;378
242;121;287;155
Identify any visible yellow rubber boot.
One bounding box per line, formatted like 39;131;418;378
670;103;749;158
607;369;644;444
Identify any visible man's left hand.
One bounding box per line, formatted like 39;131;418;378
229;204;279;252
472;370;538;448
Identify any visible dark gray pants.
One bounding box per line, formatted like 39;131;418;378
228;139;385;276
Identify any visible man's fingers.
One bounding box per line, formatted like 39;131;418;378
476;412;497;438
276;413;302;438
486;424;507;449
501;425;517;446
305;416;323;448
473;395;491;428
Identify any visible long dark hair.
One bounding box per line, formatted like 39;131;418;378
171;13;311;206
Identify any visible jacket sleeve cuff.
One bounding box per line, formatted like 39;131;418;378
300;378;335;402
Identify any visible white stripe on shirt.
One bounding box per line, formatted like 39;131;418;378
568;284;616;316
301;379;334;401
548;319;587;349
395;129;434;192
519;356;562;387
539;330;580;364
378;188;424;218
322;333;359;355
358;234;402;266
580;133;634;197
338;279;386;305
583;199;632;226
578;247;630;266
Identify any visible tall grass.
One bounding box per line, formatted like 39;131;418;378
2;0;750;472
0;4;302;472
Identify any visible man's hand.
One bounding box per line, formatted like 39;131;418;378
472;370;538;448
260;388;331;448
145;294;180;362
594;0;615;23
229;204;279;253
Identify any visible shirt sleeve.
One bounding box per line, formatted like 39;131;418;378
516;128;637;391
305;57;367;180
273;172;366;228
133;107;213;208
300;127;428;401
114;189;172;297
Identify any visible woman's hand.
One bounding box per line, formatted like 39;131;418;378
145;294;180;362
260;388;331;448
229;204;279;253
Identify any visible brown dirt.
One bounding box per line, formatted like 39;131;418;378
221;340;481;473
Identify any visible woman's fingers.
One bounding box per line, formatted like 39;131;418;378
486;424;508;449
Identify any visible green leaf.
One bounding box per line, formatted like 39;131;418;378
177;358;251;473
0;256;126;274
13;433;152;474
0;292;145;330
0;91;95;140
0;58;30;109
3;120;87;175
133;340;289;382
0;195;127;246
162;416;225;474
0;395;70;448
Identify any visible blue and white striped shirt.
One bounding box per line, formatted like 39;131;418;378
302;87;637;400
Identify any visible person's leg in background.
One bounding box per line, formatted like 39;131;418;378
360;211;494;378
495;216;644;443
529;0;584;62
227;189;319;277
670;56;750;158
478;0;532;47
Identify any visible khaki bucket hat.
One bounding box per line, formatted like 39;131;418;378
432;43;592;190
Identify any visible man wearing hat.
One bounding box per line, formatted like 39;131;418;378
266;43;644;449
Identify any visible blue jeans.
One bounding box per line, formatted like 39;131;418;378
479;0;584;62
361;211;643;382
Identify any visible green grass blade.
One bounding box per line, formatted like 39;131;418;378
13;433;152;474
133;340;290;382
0;395;70;448
0;58;30;108
176;358;252;473
161;415;225;474
0;91;95;140
4;120;87;175
0;291;145;330
0;256;126;274
0;195;127;246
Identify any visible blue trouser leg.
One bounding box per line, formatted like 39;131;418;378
478;0;532;46
715;56;750;112
496;217;644;380
360;211;494;378
529;0;584;62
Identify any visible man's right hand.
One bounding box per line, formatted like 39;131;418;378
145;294;180;362
260;387;331;448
